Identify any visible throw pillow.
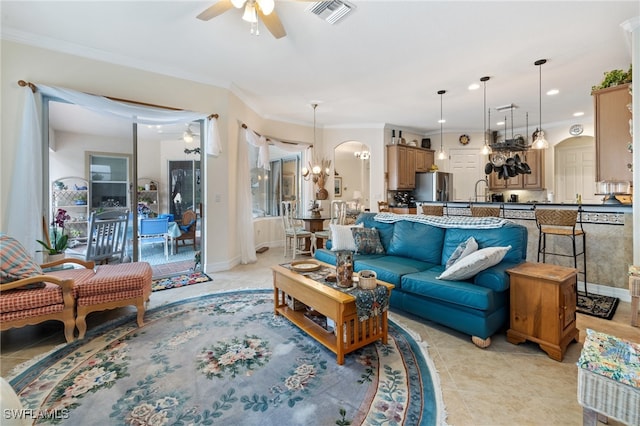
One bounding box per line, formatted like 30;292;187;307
330;223;363;251
352;227;385;255
437;245;511;281
445;237;478;269
0;234;44;287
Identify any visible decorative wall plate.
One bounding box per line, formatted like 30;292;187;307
569;124;583;136
459;134;470;145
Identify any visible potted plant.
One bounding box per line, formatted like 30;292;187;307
592;65;632;92
37;209;71;261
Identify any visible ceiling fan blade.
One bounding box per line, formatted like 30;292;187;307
197;0;234;21
259;9;286;39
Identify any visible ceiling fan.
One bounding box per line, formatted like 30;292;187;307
177;124;200;143
196;0;314;39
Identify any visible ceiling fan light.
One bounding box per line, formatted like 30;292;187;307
242;3;258;23
231;0;246;9
183;130;194;143
256;0;274;15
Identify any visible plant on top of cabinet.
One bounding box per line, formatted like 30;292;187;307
591;65;632;92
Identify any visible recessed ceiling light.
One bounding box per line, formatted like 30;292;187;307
547;89;559;96
496;121;505;126
573;111;585;117
468;83;480;91
438;119;446;124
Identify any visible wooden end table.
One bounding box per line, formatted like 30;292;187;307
272;262;394;365
506;262;579;361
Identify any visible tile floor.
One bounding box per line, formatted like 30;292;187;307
2;249;637;425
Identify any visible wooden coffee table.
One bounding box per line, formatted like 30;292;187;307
272;262;394;365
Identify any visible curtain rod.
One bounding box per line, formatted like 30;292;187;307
240;123;311;147
17;80;219;119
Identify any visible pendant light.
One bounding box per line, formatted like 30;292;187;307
532;59;549;149
437;90;447;160
480;76;492;156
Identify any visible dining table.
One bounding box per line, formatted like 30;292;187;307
294;215;329;251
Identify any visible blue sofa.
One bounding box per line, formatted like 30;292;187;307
314;212;528;347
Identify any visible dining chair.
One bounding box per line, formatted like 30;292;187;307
138;217;170;261
314;200;346;252
281;201;313;259
175;209;197;253
85;210;129;264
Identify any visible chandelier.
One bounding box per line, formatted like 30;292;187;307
301;103;331;200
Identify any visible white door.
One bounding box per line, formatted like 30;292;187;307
555;137;597;204
449;148;485;201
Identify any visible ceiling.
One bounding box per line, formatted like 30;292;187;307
2;1;638;137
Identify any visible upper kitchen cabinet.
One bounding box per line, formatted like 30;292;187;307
387;145;434;190
593;83;632;182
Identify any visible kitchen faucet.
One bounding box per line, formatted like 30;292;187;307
474;177;489;202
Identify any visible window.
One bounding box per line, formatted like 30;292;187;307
250;145;302;217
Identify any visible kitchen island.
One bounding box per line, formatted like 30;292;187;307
416;201;632;300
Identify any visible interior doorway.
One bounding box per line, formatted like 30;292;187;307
46;100;205;275
554;136;597;204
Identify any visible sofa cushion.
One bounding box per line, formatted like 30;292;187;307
0;234;43;286
386;221;445;264
330;223;363;251
446;236;478;269
352;227;385;255
401;270;499;311
355;213;395;252
443;223;527;264
437;246;511;281
355;255;435;287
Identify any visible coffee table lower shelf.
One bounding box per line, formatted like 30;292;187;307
272;263;392;365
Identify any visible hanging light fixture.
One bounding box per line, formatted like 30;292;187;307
302;103;331;200
437;90;447;160
480;76;492;156
532;59;549;149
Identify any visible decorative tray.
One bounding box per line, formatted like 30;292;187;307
291;260;321;273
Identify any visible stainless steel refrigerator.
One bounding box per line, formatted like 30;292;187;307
413;172;453;202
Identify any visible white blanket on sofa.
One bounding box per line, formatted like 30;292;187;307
373;213;510;229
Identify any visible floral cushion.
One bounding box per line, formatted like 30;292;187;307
577;328;640;389
437;246;510;281
445;236;478;269
352;227;385;255
0;234;44;287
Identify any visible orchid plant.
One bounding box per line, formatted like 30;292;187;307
37;209;71;254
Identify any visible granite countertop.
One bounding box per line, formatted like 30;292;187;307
417;200;632;213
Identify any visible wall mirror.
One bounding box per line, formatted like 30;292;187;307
334;141;370;211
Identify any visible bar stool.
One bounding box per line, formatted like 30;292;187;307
535;207;587;295
422;205;444;216
470;205;502;217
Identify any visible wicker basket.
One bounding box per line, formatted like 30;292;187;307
358;270;377;290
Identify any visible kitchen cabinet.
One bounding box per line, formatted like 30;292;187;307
593;83;632;182
488;149;544;190
506;262;579;362
387;145;434;190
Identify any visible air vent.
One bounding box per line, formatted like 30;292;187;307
306;0;354;24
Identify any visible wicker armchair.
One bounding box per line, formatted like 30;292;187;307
175;209;197;253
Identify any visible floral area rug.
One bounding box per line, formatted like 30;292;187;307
8;290;444;425
577;291;620;320
151;271;212;292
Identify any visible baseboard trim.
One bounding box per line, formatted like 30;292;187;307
580;281;631;303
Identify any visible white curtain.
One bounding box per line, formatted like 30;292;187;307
5;83;222;253
5;88;43;254
237;127;310;263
